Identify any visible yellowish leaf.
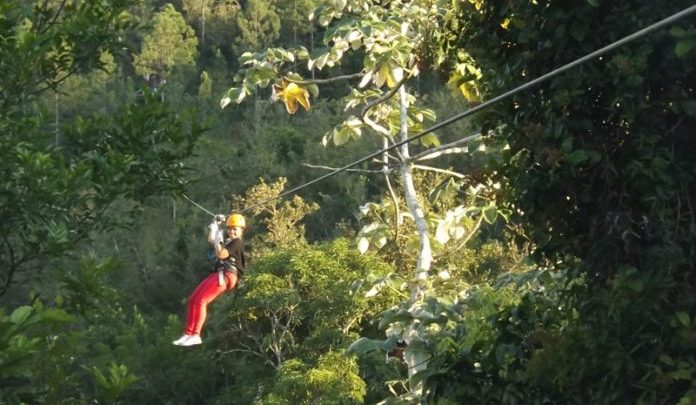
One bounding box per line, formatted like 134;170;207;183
380;64;395;88
459;81;481;103
272;82;311;114
468;0;484;10
500;18;511;30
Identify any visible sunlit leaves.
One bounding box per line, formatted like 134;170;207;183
420;133;440;147
220;86;245;108
447;50;483;103
89;363;138;403
357;222;390;253
323;116;363;146
500;18;511;30
468;0;484;11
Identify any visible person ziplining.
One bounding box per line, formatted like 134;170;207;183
172;213;247;347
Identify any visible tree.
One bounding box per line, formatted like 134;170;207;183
133;4;199;81
220;0;506;396
275;0;324;45
411;1;696;403
181;0;240;47
234;177;319;250
233;0;281;55
212;238;397;403
0;0;204;298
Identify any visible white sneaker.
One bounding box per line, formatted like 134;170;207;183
179;335;203;346
172;334;193;345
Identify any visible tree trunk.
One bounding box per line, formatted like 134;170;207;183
397;84;430;395
397;85;431;289
200;0;206;44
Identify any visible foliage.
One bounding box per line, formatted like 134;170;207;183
88;362;139;404
233;0;281;56
262;352;366;405
414;0;696;402
1;0;693;403
133;3;199;78
234;177;319;250
180;0;240;48
208;238;399;403
0;305;73;403
0;0;204;300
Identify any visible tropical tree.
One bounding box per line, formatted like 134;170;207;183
428;0;696;402
0;1;204;398
220;0;505;396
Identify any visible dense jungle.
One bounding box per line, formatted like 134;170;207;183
1;0;694;403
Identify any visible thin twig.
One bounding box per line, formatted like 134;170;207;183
384;137;401;240
302;163;383;174
287;72;364;85
412;164;465;179
38;0;67;35
411;132;482;161
360;77;408;119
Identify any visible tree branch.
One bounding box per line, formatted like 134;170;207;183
411;132;482;162
287;72;364;85
383;137;401;240
411;164;465;179
302;163;383;174
0;232;17;297
360;77;408;119
38;0;67;35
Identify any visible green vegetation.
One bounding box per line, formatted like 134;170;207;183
0;0;693;403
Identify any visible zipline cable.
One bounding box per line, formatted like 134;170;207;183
182;193;216;217
184;4;696;217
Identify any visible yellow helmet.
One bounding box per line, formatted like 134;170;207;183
226;213;246;228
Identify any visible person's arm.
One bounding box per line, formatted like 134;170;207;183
208;215;225;252
217;238;243;262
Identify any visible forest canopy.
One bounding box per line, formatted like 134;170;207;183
0;0;694;403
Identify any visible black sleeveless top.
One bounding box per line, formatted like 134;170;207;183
213;238;246;276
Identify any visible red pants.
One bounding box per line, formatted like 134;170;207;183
184;271;237;336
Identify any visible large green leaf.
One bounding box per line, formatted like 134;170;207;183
347;335;399;355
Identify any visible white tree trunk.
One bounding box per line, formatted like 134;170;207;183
397;85;431;287
397;84;430;394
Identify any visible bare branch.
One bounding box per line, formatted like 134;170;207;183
38;0;67;35
360;77;408;119
372;153;400;164
223;347;266;360
287;72;364;85
411;132;482;162
412;164;465;179
383;137;401;240
303;163;384;174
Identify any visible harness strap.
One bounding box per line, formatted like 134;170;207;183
217;267;239;288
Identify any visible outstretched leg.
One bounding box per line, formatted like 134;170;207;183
174;271;237;346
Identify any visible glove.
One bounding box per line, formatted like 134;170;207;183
215;214;226;225
208;214;225;245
